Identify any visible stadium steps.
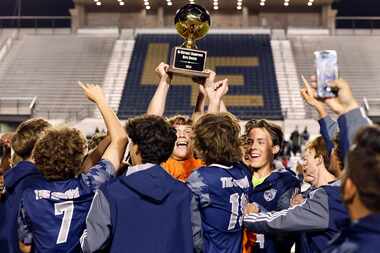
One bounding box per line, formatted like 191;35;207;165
271;40;306;120
290;35;380;119
95;39;135;118
0;34;115;121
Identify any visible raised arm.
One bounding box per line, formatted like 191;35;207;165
204;70;229;113
79;82;128;171
146;62;172;116
301;76;337;153
325;79;372;158
220;100;228;113
81;134;111;172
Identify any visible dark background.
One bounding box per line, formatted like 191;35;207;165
0;0;379;28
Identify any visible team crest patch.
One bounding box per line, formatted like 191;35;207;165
264;189;277;202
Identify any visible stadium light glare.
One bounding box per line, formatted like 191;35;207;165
144;2;150;5
307;2;313;6
146;5;151;9
119;1;125;5
237;6;242;10
96;1;102;6
260;2;265;6
284;2;289;6
237;2;242;6
167;2;173;6
213;6;219;10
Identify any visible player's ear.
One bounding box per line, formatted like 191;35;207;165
342;176;357;205
272;145;280;156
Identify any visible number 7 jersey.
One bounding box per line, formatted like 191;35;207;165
17;160;115;253
187;163;253;253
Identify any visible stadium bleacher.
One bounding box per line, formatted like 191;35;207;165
290;35;380;119
0;34;115;121
117;33;283;120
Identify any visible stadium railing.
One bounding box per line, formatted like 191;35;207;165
0;16;72;32
335;16;380;35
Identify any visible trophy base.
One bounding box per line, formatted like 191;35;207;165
167;66;210;78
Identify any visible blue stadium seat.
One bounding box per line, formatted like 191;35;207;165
118;34;283;120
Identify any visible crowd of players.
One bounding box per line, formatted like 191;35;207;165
0;61;379;253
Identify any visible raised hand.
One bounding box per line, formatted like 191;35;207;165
155;62;172;83
78;82;106;104
300;75;327;118
324;79;358;115
204;69;228;102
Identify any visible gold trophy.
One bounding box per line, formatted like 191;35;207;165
168;4;211;78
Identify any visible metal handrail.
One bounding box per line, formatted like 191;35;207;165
0;16;71;30
336;17;380;21
336;16;380;33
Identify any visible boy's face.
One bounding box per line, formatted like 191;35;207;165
302;148;320;186
245;128;276;169
171;124;193;161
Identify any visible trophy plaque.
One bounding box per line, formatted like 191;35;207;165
168;4;211;78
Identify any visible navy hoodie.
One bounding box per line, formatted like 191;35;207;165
81;164;194;253
0;161;42;253
323;213;380;253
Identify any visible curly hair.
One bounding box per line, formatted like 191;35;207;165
167;115;193;127
33;128;87;181
126;115;177;164
245;119;283;158
193;113;241;166
347;126;380;212
12;118;51;159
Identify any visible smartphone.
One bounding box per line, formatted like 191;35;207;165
314;50;338;98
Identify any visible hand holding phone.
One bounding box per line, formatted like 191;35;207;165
314;50;338;98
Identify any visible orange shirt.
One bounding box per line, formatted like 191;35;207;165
162;158;203;182
243;228;256;253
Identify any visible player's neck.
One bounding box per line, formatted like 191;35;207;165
316;167;336;187
25;156;35;163
349;198;372;221
254;163;272;179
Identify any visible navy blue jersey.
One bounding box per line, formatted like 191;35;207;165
251;168;300;253
18;160;114;253
187;163;253;253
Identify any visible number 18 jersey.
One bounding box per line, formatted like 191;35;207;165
187;163;253;253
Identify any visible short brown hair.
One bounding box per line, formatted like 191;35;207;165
167;115;192;127
33;128;87;181
245;119;283;158
305;136;330;169
12;118;51;159
193;113;241;166
347;126;380;212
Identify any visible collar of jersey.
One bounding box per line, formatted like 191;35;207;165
208;163;233;170
125;163;156;176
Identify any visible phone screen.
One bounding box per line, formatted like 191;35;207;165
314;50;338;98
